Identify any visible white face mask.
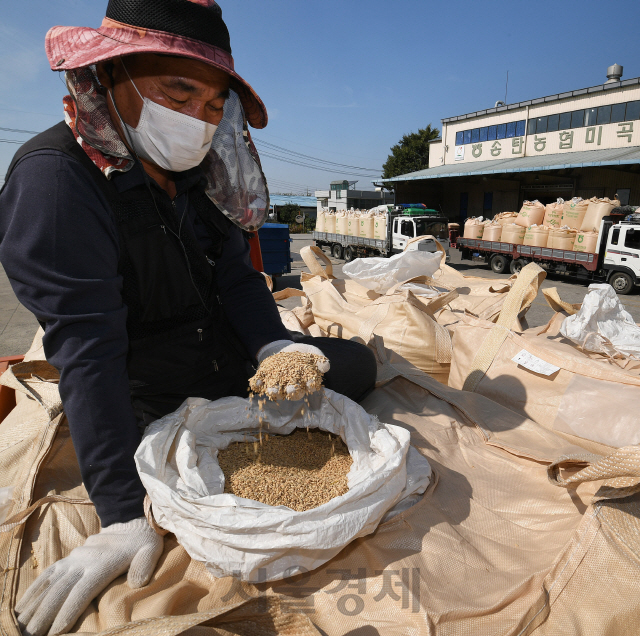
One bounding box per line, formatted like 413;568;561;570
111;64;219;172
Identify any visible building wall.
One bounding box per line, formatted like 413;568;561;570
429;83;640;167
395;167;640;223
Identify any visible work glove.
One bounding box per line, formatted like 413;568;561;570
16;517;164;636
256;340;330;400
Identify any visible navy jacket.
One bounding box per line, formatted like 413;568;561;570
0;148;289;526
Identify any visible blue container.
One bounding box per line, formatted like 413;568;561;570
257;223;292;276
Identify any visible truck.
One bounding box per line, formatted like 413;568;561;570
457;214;640;294
312;205;451;262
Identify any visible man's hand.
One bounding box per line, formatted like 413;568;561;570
16;517;163;636
256;340;330;400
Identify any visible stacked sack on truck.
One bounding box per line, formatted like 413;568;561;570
482;197;619;253
317;208;385;239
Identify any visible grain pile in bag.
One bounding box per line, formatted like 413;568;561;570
316;209;326;232
580;197;619;231
135;390;431;582
544;199;564;228
515;200;545;227
561;197;589;230
463;217;484;239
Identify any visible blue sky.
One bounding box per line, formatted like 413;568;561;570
1;0;639;194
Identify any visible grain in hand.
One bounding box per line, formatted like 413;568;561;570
249;351;327;401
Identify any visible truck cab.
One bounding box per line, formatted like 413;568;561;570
602;217;640;294
391;213;450;259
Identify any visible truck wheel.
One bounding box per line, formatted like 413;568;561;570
490;254;509;274
509;258;527;275
609;271;634;295
344;246;356;262
331;244;343;259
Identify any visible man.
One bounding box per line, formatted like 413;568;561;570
0;2;376;634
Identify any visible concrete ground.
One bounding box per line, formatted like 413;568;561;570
2;234;640;356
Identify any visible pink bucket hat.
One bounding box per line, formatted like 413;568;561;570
45;0;268;129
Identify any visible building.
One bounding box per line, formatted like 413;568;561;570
381;64;640;223
269;194;318;221
315;180;394;213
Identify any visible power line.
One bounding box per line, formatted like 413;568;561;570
254;138;380;173
259;151;380;178
0;139;25;145
0;126;40;135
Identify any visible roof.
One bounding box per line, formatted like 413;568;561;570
270;194;317;207
380;146;640;183
442;76;640;125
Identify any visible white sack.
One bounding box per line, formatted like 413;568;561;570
560;283;640;358
342;249;442;294
135;390;431;582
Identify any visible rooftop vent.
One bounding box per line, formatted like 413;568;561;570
606;64;623;84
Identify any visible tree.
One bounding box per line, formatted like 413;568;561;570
276;203;302;225
382;124;441;185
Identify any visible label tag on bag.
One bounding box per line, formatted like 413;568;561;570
512;349;560;376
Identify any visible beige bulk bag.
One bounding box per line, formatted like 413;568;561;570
548;228;577;250
299;246;456;383
481;223;503;241
373;214;387;240
324;212;336;233
494;211;518;225
359;214;375;238
515;200;545;227
573;230;599;253
448;222;460;230
543;200;564;228
346;213;358;236
7;330;640;636
463;218;484;239
448;263;640;450
561;198;589;229
316;209;326;232
336;212;348;235
523;225;549;247
580;197;619;232
501;224;526;245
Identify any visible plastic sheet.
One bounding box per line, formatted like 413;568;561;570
342;249;441;294
561;284;640;358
